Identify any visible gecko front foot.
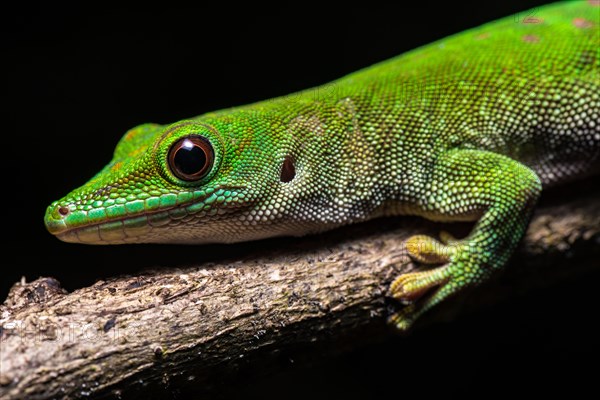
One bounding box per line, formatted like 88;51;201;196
387;149;542;332
390;234;454;304
389;234;485;331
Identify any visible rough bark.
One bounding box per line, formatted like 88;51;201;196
1;190;598;400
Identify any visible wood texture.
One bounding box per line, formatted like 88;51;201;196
1;190;598;399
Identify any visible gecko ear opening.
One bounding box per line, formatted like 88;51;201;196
280;155;296;183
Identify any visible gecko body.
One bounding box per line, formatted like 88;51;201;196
45;2;600;329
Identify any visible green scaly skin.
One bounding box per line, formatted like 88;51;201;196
45;2;600;330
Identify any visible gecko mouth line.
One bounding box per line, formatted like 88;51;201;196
47;186;247;238
54;206;179;243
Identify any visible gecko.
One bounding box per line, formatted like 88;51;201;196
45;1;600;330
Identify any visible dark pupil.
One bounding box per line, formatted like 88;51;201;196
174;140;207;176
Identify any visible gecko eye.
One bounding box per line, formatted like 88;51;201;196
168;136;214;181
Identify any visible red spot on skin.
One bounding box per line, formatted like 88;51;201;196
125;129;140;140
522;34;540;43
111;161;123;172
523;16;543;24
573;18;594;29
588;0;599;7
475;33;489;40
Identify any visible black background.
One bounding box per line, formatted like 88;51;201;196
3;1;599;399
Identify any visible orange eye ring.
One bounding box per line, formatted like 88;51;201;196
167;135;214;181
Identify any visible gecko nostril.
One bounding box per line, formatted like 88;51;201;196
58;206;70;217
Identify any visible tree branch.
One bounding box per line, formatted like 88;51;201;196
1;190;598;400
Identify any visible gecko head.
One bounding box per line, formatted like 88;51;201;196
44;117;296;244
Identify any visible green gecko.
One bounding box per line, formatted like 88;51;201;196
45;1;599;331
